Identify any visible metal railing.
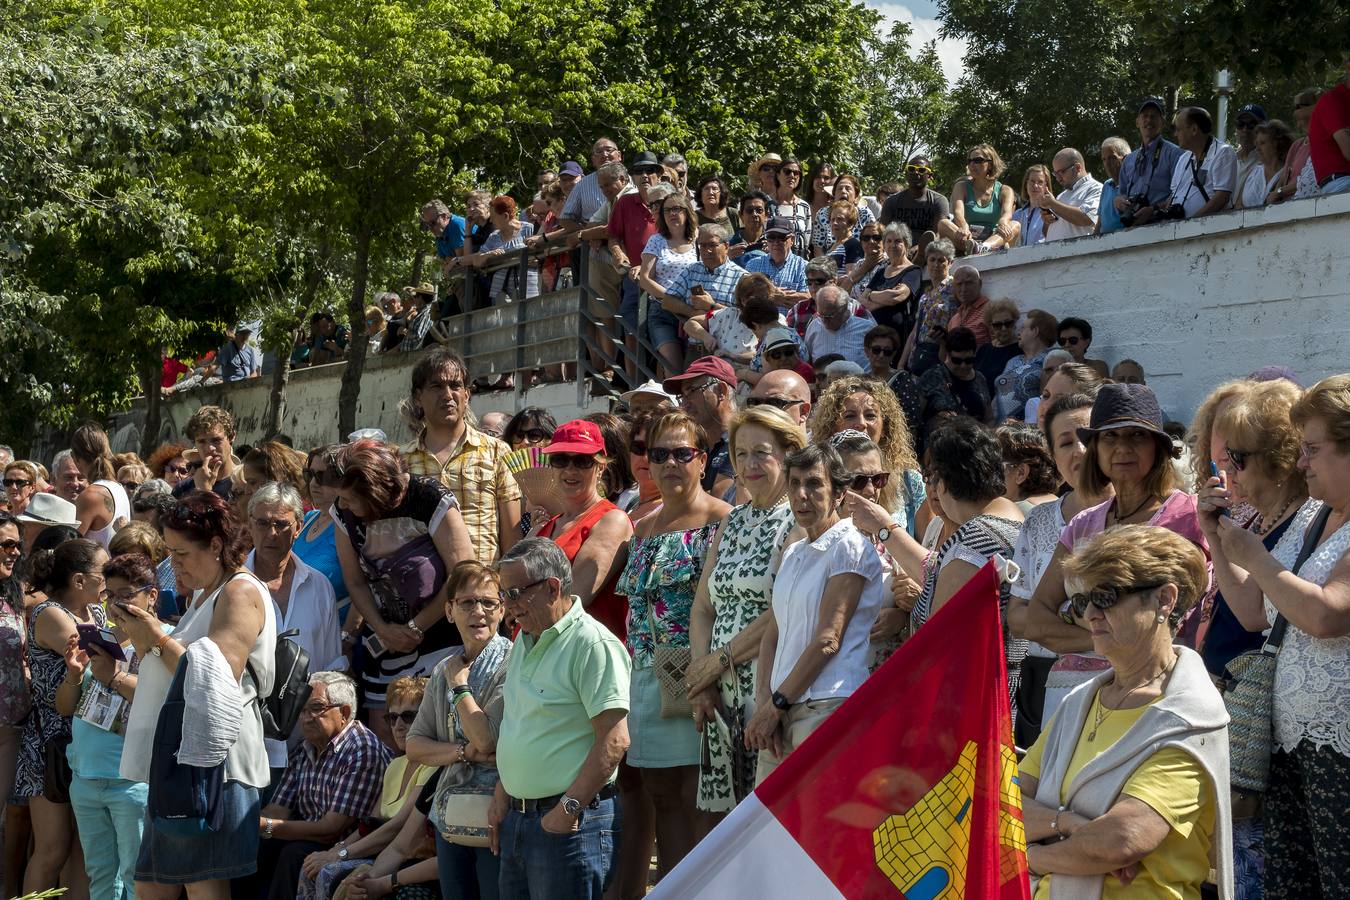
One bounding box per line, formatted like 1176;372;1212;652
435;239;668;406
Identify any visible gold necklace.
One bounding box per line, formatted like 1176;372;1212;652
1087;659;1173;741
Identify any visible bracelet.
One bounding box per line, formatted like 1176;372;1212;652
110;671;124;693
717;645;732;671
456;741;469;764
1051;805;1067;840
406;621;424;638
452;685;473;705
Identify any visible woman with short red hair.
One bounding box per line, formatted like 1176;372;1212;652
461;194;538;304
332;440;472;746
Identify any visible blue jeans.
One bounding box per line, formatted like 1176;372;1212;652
1320;174;1350;196
436;832;500;900
69;775;149;900
497;797;619;900
618;275;641;332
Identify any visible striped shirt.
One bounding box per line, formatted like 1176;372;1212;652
666;260;746;307
401;426;522;564
561;171;605;225
272;719;390;821
742;252;807;292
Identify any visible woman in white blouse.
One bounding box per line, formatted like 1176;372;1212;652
744;442;884;782
1200;374;1350;896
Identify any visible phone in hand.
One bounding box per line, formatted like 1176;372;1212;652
1210;462;1231;517
362;632;387;658
77;624;127;661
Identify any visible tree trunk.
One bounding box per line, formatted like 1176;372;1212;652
139;357;162;458
263;253;328;439
337;225;373;441
409;248;426;287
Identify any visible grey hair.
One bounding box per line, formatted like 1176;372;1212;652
598;161;629;182
882;222;913;245
375;291;400;306
646;183;677;204
421;199;450;219
815;284;848;309
52;449;75;474
248;481;305;522
697;222;730;243
926;238;956;261
0;445;12;463
662;152;687;168
1044;348;1074;368
498;537;573;591
952;263;983;285
466;189;492;206
805;256;838;280
1101;136;1131;157
310;671;358;716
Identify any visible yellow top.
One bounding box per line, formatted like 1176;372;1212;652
1020;695;1214;900
378;756;434;821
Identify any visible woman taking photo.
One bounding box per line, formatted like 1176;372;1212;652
116;490;275;897
1023;384;1209;655
534;420;633;641
1019;526;1232;899
686;407;806;812
56;553;168;900
333;439;473;747
1199;374;1350;896
1005;394;1111;745
16;538;106;899
293;445;350;625
746;443;885;780
615;410;731;875
638;193;699;378
899;238;957;375
947;142;1019;255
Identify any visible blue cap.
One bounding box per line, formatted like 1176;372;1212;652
559;161;584;178
1236;103;1267;122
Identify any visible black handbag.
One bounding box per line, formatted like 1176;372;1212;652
40;727;73;804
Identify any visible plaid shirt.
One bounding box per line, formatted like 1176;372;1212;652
666;260;746;307
742;252;807;292
272;720;390;821
401;425;521;564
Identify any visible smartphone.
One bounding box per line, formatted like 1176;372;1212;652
362;632;387;658
1210;462;1231;517
76;624;127;661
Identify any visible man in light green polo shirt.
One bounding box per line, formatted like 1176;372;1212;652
490;538;630;900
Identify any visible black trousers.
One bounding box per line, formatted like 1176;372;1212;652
1014;655;1054;751
232;836;327;900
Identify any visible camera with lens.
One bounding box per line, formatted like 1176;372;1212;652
1118;195;1151;228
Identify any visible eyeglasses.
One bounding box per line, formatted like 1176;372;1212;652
990;319;1016;329
306;468;343;487
1058;336;1082;347
549;453;598;470
384;711;419;727
0;539;22;552
1;479;32;489
849;472;890;491
860;233;883;242
679;380;718;403
1299;439;1331;459
101;583;154;604
300;702;341;718
499;578;548;604
948;354;976;366
1069;583;1165;616
696;242;723;251
764;348;799;362
1224;448;1251;472
451;596;503;613
647;446;702;465
866;345;895;356
765;235;788;243
906;164;933;175
967;157;990;166
251;516;297;533
1054;164;1077;178
120;481;141;494
629;440;648;457
806;277;831;286
748;396;802;410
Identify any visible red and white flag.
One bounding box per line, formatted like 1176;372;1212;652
650;561;1031;899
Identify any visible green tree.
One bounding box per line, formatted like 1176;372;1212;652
843;22;951;188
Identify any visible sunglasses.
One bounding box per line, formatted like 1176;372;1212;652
860;234;883;242
2;479;32;489
300;702;341;718
764;348;798;362
781;169;802;178
647;446;702;465
765;235;789;243
251;516;297;533
549;453;598;470
120;481;141;494
0;539;22;552
165;463;190;476
748;396;801;410
629;440;648;457
186;460;204;472
867;345;895;356
1058;336;1082;346
991;319;1016;329
806;277;831;286
1069;583;1165;616
306;468;342;486
1225;448;1251;472
968;157;990;165
384;711;419;726
949;354;976;366
451;596;503;613
849;472;890;492
906;165;933;175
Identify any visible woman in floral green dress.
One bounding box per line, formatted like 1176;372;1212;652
616;410;732;876
687;407;808;812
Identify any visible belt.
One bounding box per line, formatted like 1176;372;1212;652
507;783;617;814
1318;172;1350;188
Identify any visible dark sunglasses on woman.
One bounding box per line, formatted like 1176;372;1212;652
549;454;597;470
647;446;701;465
1069;582;1164;616
383;711;418;727
849;472;890;492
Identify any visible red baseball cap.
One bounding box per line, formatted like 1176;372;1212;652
543;419;606;455
662;356;737;394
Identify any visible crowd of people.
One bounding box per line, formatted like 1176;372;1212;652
1;64;1348;900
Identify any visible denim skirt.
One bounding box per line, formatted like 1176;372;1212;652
134;779;261;884
627;667;701;768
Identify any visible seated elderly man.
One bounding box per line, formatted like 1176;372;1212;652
803;285;874;369
740;217;809;308
252;672;391;900
490;539;631;900
661;224;746;321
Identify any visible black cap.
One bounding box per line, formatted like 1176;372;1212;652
765;217;793;237
1138;97;1165;115
630;151;662;173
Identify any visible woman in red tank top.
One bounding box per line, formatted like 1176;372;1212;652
535;420;635;641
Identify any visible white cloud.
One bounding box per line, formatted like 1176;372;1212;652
863;1;968;86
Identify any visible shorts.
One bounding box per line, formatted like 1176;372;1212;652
645;298;683;350
618;275;641;332
626;667;701;769
135;779;261;884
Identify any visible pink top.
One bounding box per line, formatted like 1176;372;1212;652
1280;137;1312;190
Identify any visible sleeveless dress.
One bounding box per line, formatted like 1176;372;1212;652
87;479;131;550
294;509;351;621
963;179;1005;232
911;514;1026;721
16;601;105;799
696;502;794;811
538;500;629;643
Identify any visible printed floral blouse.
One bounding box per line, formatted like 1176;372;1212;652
617;523;718;670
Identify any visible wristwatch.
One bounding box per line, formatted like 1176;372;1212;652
1057;599;1076;625
262;818;275;839
717;646;732;670
876;522;902;542
561;795;584;818
771;690;792;711
150;632;172;658
406;621;424;639
337;846;349;860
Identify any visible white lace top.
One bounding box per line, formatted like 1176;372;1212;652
1010;497;1067;659
1265;499;1350;756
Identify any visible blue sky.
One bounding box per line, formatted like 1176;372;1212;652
863;0;967;85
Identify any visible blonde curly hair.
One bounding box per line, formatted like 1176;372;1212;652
809;375;919;475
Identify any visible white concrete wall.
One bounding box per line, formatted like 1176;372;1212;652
106;191;1350;452
968;191;1350;421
